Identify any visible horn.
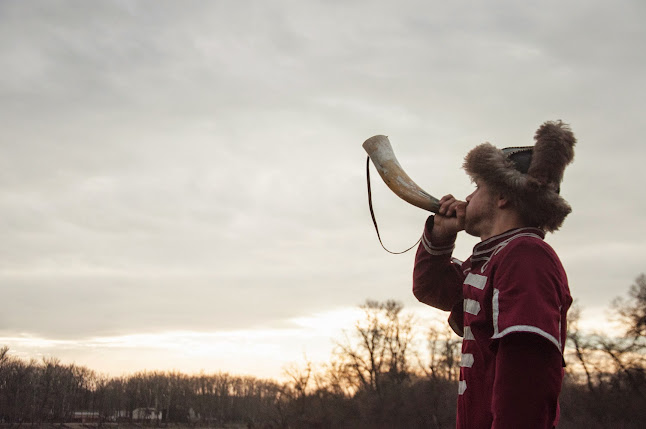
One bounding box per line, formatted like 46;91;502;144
363;135;440;213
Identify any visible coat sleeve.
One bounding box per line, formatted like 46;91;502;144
490;239;568;352
491;333;563;428
412;216;464;312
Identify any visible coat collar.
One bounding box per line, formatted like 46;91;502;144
472;227;545;256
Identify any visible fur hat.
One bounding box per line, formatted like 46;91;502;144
463;120;576;232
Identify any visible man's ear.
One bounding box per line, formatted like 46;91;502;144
497;194;511;209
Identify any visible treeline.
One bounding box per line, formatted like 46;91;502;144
560;274;646;428
1;275;645;428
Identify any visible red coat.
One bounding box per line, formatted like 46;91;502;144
413;216;572;429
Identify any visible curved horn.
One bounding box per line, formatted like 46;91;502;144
363;135;440;213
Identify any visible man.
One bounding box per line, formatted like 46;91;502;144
413;121;576;428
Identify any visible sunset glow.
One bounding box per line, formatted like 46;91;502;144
1;0;643;387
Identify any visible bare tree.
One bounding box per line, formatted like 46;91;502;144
613;274;646;339
332;300;415;396
566;304;598;393
422;325;461;382
598;274;646;397
283;359;312;400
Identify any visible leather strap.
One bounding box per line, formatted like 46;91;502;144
367;156;421;254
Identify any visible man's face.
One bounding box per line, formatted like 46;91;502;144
464;180;498;238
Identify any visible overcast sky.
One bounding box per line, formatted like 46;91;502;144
1;0;644;379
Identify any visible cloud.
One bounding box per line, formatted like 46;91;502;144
0;0;644;376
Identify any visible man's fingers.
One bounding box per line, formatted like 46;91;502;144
446;200;462;217
455;201;467;218
439;194;456;215
438;195;467;218
441;200;467;218
439;194;455;205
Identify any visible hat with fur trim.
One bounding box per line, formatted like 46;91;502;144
463;120;576;232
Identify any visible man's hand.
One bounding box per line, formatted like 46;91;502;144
431;194;467;245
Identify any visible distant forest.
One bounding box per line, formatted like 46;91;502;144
1;274;644;429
